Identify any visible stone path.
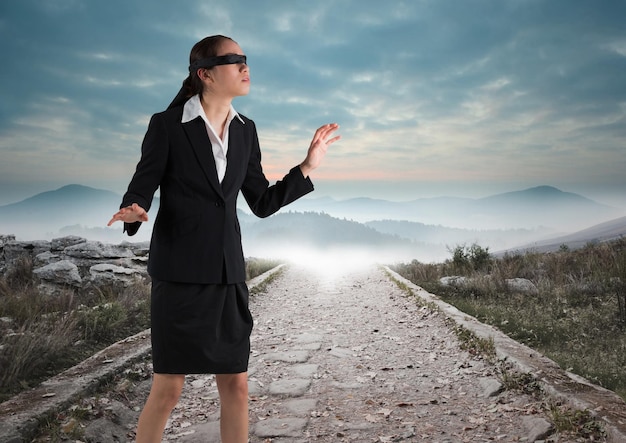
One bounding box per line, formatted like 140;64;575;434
18;263;626;442
160;265;557;442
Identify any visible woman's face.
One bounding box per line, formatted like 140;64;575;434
204;39;250;98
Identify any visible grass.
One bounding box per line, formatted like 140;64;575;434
0;255;283;404
387;263;610;442
249;265;284;295
548;402;606;439
390;238;626;401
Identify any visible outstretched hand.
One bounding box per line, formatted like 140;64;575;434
300;123;340;178
107;203;148;226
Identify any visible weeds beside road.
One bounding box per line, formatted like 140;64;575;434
392;237;626;401
0;256;280;403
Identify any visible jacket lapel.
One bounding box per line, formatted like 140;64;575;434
183;117;224;198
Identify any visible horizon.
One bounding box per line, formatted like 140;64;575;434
1;1;625;209
0;181;625;211
1;181;624;261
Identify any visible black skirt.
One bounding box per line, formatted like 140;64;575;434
150;279;253;374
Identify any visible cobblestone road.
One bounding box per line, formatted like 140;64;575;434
162;265;560;442
20;264;624;442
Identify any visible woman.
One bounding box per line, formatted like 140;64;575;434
108;35;340;443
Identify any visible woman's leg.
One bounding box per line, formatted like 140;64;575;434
216;372;249;443
135;373;185;443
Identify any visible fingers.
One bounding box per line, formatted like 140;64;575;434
312;123;340;147
107;203;148;226
315;123;339;138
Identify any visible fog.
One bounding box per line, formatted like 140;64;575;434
243;243;431;277
1;183;625;267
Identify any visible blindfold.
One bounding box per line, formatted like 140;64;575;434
189;54;247;72
168;54;248;110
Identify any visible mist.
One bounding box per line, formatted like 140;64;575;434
1;184;625;266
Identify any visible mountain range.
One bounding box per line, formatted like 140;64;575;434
284;185;622;231
0;184;624;263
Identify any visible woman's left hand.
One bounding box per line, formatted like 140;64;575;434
300;123;340;177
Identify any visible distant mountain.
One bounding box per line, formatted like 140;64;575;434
287;195;470;225
1;184;623;263
288;185;623;231
0;184;119;216
364;219;554;252
497;215;626;254
0;184;157;242
239;211;443;263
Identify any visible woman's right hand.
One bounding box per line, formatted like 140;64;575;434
107;203;148;226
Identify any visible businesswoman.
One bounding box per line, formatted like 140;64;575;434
108;35;340;443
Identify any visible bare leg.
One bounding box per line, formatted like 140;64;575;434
216;372;249;443
135;373;185;443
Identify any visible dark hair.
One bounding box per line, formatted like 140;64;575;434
168;35;235;109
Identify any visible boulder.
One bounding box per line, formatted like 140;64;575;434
33;260;82;287
64;241;135;259
89;263;143;287
1;235;150;293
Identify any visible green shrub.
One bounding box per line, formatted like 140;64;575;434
75;302;127;342
447;243;492;274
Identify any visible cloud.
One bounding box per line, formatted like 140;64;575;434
0;0;624;206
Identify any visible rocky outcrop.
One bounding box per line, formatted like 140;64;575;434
0;234;150;293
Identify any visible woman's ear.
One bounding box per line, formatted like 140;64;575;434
197;68;211;82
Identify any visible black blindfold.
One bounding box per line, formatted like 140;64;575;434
189;54;247;72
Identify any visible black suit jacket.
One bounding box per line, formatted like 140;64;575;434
120;105;313;284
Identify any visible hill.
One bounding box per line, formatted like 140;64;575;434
497;215;626;254
0;184;623;262
0;185;157;242
364;219;553;253
288;185;622;231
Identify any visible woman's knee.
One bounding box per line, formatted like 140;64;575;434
149;374;185;411
216;373;248;400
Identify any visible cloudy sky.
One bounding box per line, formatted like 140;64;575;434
1;0;625;207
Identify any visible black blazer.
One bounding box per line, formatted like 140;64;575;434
120;105;313;284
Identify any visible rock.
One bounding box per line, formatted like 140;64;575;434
106;400;138;427
253;417;309;438
268;379;311;396
522;415;554;441
51;235;87;251
264;350;310;363
479;378;504;397
284;398;318;415
33;260;82;287
439;276;469;287
505;278;538;294
83;417;130;443
64;241;134;259
4;239;51;262
178;421;220;442
0;234;16;248
34;251;61;267
0;234;150;292
89;264;143;287
439;276;539;295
